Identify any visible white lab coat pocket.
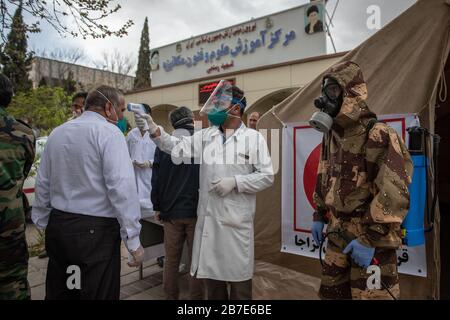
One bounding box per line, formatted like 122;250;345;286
219;198;253;229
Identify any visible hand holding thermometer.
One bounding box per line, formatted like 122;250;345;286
127;103;149;131
127;103;147;114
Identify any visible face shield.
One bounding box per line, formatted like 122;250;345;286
200;80;233;116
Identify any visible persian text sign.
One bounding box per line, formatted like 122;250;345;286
281;114;427;277
151;1;327;86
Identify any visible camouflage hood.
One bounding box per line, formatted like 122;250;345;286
313;61;413;250
322;61;376;132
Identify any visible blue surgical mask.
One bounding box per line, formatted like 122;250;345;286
117;118;127;133
208;107;228;126
207;100;244;127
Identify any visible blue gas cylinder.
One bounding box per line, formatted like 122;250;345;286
402;155;427;247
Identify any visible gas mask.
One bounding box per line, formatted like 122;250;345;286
309;78;343;133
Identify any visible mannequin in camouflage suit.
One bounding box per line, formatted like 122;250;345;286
0;74;36;300
311;61;413;300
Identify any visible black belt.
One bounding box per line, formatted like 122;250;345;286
50;208;119;226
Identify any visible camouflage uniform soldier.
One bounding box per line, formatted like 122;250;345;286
0;74;36;300
310;61;413;300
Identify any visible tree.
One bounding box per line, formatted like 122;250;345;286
7;86;72;136
0;0;133;42
38;77;47;87
134;17;151;89
34;47;86;90
62;71;77;95
93;49;136;76
37;48;86;65
0;3;33;92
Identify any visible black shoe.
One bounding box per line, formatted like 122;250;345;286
38;250;48;259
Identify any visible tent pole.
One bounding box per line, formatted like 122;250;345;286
324;0;339;53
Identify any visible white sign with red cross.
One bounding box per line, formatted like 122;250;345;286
281;114;427;277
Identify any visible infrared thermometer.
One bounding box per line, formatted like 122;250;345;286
127;103;147;114
127;103;149;131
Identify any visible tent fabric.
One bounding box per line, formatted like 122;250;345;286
255;0;450;299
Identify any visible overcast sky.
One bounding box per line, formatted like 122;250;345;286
25;0;416;72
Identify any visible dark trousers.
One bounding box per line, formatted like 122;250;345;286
205;279;252;300
45;209;121;300
163;217;204;300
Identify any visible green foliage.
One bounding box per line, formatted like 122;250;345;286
134;17;151;89
8;86;72;136
38;77;48;87
0;4;33;92
28;152;41;179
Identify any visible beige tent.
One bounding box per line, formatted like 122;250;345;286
254;0;450;299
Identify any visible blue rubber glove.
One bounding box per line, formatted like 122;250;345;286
343;239;375;268
311;221;325;245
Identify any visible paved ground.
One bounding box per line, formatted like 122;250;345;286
26;223;320;300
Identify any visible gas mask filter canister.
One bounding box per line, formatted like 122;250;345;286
309;110;334;133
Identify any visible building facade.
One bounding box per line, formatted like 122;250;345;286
29;57;135;92
125;52;345;131
124;1;343;130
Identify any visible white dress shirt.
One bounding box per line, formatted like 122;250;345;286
32;111;142;251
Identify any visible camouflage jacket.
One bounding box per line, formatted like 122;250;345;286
0;107;35;237
312;61;413;249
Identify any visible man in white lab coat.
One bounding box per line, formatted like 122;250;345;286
126;104;157;218
135;82;274;300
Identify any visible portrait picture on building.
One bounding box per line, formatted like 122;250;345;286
151;50;160;71
304;3;324;35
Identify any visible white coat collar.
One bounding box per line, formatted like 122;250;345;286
80;111;108;122
130;127;149;140
211;122;246;139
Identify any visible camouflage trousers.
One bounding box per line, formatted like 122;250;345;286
319;215;400;300
0;218;30;300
